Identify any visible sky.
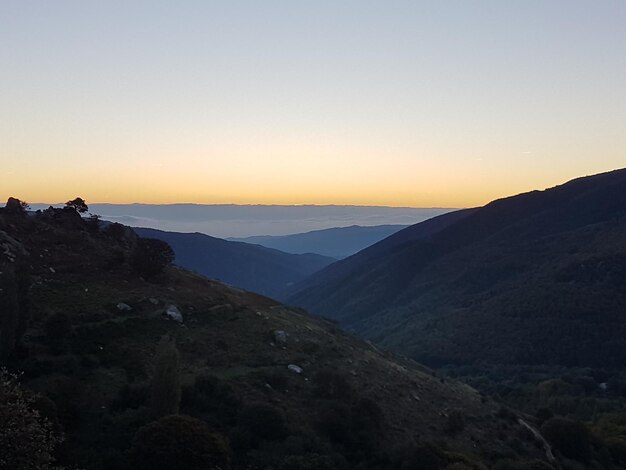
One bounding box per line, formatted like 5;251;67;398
1;1;625;207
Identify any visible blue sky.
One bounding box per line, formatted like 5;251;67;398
2;1;625;206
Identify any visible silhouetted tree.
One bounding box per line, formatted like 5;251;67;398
150;337;181;417
65;197;89;214
3;197;28;215
131;238;175;278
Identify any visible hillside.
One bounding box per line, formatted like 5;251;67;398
0;201;556;470
289;169;626;368
133;227;334;300
228;224;410;258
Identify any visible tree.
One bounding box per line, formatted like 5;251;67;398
64;197;88;214
150;338;181;418
3;197;28;215
131;238;175;278
0;368;63;469
131;415;230;470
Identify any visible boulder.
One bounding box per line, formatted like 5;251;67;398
287;364;303;374
117;302;132;312
164;304;183;323
273;330;287;345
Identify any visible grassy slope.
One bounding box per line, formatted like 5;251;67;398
0;211;549;469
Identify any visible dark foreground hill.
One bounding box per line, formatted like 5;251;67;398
228;224;411;259
133;227;335;300
0;202;552;470
289;168;626;368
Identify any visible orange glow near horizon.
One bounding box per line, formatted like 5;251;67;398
2;3;625;208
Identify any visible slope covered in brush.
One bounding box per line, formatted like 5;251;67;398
289;169;626;368
0;202;551;470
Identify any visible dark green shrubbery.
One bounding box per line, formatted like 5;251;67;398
43;312;72;354
150;338;181;418
131;238;175;278
0;368;63;470
541;417;592;462
131;414;231;470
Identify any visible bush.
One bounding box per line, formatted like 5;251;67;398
0;265;19;361
238;403;289;442
312;369;354;401
131;414;230;470
181;374;240;429
43;313;72;354
0;368;63;469
444;410;466;435
131;238;175;278
150;338;181;417
541;417;591;462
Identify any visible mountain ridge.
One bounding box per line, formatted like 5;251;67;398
289;168;626;368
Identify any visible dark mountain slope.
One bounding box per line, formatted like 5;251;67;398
288;208;476;307
133;227;334;300
289;168;626;368
228;224;410;258
0;203;551;469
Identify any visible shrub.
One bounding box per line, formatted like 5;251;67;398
312;369;354;401
540;417;591;462
43;313;72;354
131;414;230;470
0;265;19;361
131;238;175;278
150;338;181;418
238;403;289;442
444;410;466;435
0;368;63;469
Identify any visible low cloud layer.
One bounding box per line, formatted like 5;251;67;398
32;204;455;238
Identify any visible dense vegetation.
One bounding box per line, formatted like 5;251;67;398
289;168;626;470
290;169;626;368
0;198;550;469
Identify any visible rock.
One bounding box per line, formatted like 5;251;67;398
287;364;303;374
4;197;24;213
165;304;183;323
273;330;287;345
149;298;159;305
117;302;132;312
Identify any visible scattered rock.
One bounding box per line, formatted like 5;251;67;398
149;298;159;305
49;267;56;273
165;304;183;323
287;364;303;374
117;302;132;312
273;330;287;345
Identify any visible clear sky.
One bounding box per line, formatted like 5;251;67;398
1;1;624;207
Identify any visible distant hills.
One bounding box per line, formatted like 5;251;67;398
289;168;626;368
134;227;335;300
27;204;453;238
228;224;409;258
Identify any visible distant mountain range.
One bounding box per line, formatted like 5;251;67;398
27;204;452;238
289;168;626;368
228;224;409;258
134;227;335;300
